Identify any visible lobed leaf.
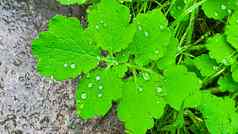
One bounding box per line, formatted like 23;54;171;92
202;0;237;20
226;11;238;51
32;15;100;80
118;73;166;134
199;92;238;134
128;9;171;66
218;74;238;92
87;0;136;53
161;65;202;110
206;34;236;66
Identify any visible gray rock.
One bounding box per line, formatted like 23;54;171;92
0;0;123;134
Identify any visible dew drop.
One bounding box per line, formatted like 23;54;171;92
100;20;104;24
142;73;150;81
222;59;228;65
88;83;93;88
103;23;107;27
96;56;101;61
96;76;101;81
159;25;164;30
70;64;76;69
156;87;162;93
98;93;103;98
96;25;99;30
144;31;149;37
79;104;84;109
98;85;103;90
81;93;87;100
236;19;238;24
177;6;182;10
64;64;68;68
138;25;142;31
155;50;159;54
228;9;232;14
214;12;218;17
221;4;226;10
213;66;219;71
137;86;143;92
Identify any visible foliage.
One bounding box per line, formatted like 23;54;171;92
32;0;238;134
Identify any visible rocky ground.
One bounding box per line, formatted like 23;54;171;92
0;0;123;133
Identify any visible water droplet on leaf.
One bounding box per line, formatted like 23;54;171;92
137;86;143;92
98;85;103;90
221;4;226;10
98;93;103;98
96;76;101;81
88;83;93;88
70;64;76;69
156;87;162;93
64;64;68;68
144;31;149;37
142;73;150;81
81;93;87;100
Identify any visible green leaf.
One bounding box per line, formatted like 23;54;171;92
218;74;238;92
32;15;100;80
117;73;166;134
128;9;171;66
193;54;218;77
76;65;127;119
87;0;136;53
206;34;236;66
226;11;238;51
161;65;202;110
199;92;238;134
57;0;87;5
201;0;236;20
231;63;238;82
157;37;178;70
170;0;188;21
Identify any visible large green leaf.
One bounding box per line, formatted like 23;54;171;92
117;73;166;134
32;15;100;80
87;0;136;53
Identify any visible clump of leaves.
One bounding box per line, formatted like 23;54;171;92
32;0;238;134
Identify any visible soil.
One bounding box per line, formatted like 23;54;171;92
0;0;123;133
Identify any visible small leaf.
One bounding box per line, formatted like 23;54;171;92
161;65;202;110
157;37;178;70
199;92;238;134
218;74;238;92
206;34;236;66
87;0;136;53
231;63;238;82
32;15;100;80
226;11;238;51
76;65;127;119
128;9;171;66
202;0;237;20
117;73;166;134
193;54;218;77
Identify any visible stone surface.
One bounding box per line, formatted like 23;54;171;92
0;0;123;133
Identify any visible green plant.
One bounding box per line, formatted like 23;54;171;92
32;0;238;134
